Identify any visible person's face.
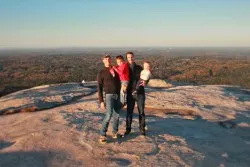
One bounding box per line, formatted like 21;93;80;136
116;59;123;66
103;57;111;67
144;62;150;70
126;53;134;64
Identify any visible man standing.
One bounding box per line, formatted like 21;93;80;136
124;52;147;136
97;55;122;143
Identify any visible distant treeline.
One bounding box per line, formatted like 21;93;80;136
0;54;249;97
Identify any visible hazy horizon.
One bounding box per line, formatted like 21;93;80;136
1;46;250;58
1;46;250;50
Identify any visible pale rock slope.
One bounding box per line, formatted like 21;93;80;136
0;79;249;167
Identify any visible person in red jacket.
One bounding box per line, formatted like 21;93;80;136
113;55;130;106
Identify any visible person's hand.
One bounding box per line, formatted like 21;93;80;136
140;80;146;86
122;86;127;92
100;102;105;110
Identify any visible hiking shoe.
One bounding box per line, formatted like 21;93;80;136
112;133;123;139
99;135;107;144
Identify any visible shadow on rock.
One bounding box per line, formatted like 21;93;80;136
222;86;250;102
0;150;83;167
0;140;15;150
218;120;237;129
0;151;52;167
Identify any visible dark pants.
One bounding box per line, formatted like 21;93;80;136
126;92;146;133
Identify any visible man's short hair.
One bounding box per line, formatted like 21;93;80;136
116;55;124;61
102;54;111;59
126;52;134;56
126;51;134;60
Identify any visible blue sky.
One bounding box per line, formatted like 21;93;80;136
0;0;250;48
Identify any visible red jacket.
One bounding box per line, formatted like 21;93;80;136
114;62;130;81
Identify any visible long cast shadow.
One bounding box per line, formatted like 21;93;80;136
0;150;83;167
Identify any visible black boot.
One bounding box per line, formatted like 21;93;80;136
124;129;131;136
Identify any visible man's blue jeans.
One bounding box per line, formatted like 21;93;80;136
100;94;121;136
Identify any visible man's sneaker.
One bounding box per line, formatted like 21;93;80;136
99;135;107;144
112;133;123;139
